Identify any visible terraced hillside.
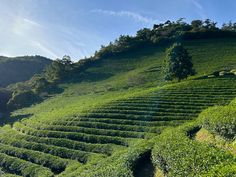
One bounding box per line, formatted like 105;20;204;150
0;76;236;176
0;36;235;176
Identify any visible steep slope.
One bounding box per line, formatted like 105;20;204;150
0;55;52;87
0;37;236;176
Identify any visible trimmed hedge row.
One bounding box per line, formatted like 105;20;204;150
113;100;217;106
66;117;185;127
4;127;113;155
82;112;196;121
27;122;147;139
50;120;153;132
102;104;207;111
0;134;92;163
61;137;157;177
199;106;236;140
152;124;235;176
0;143;68;173
14;122;129;146
0;152;53;177
203;163;236;177
92;107;201;115
139;92;235;100
126;96;234;102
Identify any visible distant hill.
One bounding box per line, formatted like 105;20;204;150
0;55;52;87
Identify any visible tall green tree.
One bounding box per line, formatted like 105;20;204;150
45;55;74;82
164;43;195;81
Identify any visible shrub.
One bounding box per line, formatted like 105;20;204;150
203;163;236;177
199;106;236;140
7;90;41;110
0;153;53;177
152;124;235;176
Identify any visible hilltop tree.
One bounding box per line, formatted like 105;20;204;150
222;21;236;31
203;19;217;31
45;55;74;82
191;20;203;31
164;43;195;81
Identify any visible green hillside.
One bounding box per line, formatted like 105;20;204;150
0;55;52;87
0;36;234;176
1;19;236;176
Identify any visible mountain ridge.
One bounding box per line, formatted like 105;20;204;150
0;55;52;87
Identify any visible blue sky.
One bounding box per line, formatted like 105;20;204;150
0;0;235;61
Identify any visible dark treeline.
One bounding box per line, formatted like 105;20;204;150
93;19;236;59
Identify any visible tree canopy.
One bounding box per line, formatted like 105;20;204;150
164;43;195;81
93;19;236;59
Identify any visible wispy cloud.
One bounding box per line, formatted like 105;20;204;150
32;41;59;59
188;0;206;19
91;9;160;25
0;11;59;59
22;18;41;27
190;0;203;10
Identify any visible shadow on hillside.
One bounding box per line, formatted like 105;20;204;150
194;75;236;80
0;113;33;126
68;72;114;83
47;86;64;95
133;150;154;177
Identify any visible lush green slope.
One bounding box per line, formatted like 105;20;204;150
0;37;236;176
0;55;52;87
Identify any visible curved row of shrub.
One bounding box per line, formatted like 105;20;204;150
0;143;68;173
27;122;147;139
102;104;208;110
82;112;196;121
92;107;201;114
48;120;155;132
152;123;236;176
59;137;157;177
0;130;93;163
65;117;186;127
199;106;236;140
3;125;114;155
13;122;129;146
0;152;54;177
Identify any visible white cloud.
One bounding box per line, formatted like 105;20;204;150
91;9;160;25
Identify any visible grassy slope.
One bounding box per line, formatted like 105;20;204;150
1;37;236;176
12;38;236;122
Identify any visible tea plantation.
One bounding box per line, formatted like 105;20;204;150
0;37;236;176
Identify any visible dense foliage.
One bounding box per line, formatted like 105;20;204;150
1;56;75;111
164;43;195;81
199;106;236;140
152;123;235;177
93;19;236;59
